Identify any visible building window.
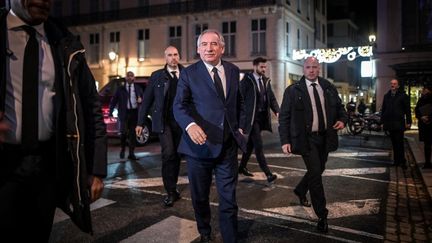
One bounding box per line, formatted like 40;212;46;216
109;31;120;54
306;34;309;49
322;24;326;43
90;0;99;13
169;26;182;55
315;20;321;40
307;0;311;20
297;29;300;49
251;18;266;56
72;0;80;15
327;23;333;37
286;22;290;56
286;0;291;5
194;23;208;58
315;0;320;11
321;0;326;15
297;0;301;13
138;29;150;61
89;33;100;64
138;0;149;6
222;21;236;57
109;0;119;10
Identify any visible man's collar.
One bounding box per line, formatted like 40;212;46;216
7;9;45;37
305;78;319;86
203;60;222;72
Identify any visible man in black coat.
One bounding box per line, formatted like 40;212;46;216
0;0;106;240
136;46;184;207
279;57;347;233
238;57;279;183
381;79;412;168
110;71;144;160
415;85;432;169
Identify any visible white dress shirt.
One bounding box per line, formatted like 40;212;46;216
4;10;55;144
203;61;226;97
306;79;327;132
126;83;138;109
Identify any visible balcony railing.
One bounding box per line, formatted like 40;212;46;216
60;0;279;26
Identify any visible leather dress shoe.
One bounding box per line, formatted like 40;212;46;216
119;149;125;159
163;191;181;207
294;190;311;207
238;167;253;176
199;234;212;243
266;173;277;183
317;217;328;233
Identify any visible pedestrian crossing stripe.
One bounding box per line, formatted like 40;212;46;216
264;199;380;219
120;216;199;243
240;151;390;159
53;198;116;224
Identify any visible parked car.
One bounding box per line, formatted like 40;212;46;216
98;76;156;145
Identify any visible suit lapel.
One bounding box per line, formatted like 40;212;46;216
222;60;231;100
298;79;313;114
198;61;219;98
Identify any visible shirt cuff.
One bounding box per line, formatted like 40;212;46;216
185;122;197;131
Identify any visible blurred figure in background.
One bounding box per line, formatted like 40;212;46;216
415;85;432;169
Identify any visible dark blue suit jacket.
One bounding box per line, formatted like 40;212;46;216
173;60;247;159
109;83;143;123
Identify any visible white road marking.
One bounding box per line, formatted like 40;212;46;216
123;187;383;241
120;216;199;243
53;198;116;224
264;199;380;219
241;151;390;159
106;176;190;189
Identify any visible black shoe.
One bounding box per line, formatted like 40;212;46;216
239;167;253;176
294;189;311;207
120;149;125;159
199;234;212;243
128;154;137;160
317;217;328;233
266;173;277;183
163;191;181;207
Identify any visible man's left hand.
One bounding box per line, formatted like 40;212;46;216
332;121;345;130
89;175;104;202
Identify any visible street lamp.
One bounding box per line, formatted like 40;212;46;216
108;51;119;77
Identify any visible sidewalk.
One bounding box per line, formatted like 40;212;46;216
405;130;432;199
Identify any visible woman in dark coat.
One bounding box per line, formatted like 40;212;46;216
415;86;432;169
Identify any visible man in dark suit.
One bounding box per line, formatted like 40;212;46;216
239;57;279;182
110;71;143;160
381;79;412;169
279;57;347;233
173;29;246;243
136;46;184;207
0;0;106;240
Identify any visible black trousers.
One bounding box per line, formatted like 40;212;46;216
159;121;182;194
239;119;271;175
296;133;328;218
388;130;406;165
0;142;56;242
120;108;138;153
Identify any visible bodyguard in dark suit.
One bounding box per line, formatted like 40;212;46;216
136;46;184;207
381;79;412;168
239;57;279;182
0;0;106;240
173;29;246;243
110;71;143;160
279;57;347;233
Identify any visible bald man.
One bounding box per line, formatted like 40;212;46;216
137;46;184;207
279;57;347;233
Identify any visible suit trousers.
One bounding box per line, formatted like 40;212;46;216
296;133;329;218
120;108;138;152
186;139;239;243
159;121;182;193
239;119;271;175
0;142;56;242
388;130;406;165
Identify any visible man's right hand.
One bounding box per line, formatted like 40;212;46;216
135;126;143;137
281;144;291;155
187;124;207;145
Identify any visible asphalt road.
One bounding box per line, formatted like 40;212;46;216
50;133;401;243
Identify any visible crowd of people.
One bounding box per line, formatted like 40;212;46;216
1;1;431;242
